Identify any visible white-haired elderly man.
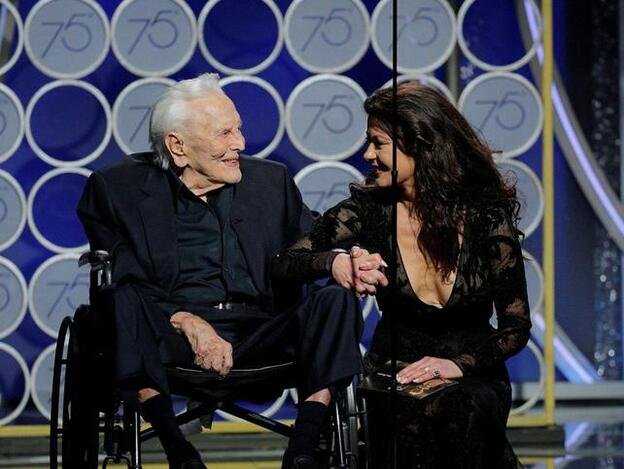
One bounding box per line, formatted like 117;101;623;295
77;73;362;469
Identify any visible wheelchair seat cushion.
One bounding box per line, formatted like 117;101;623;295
166;361;296;402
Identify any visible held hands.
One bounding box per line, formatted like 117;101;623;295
396;356;463;384
170;311;233;376
331;253;356;289
331;246;389;296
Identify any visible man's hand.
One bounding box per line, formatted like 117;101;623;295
331;253;355;289
330;247;389;295
170;311;233;376
350;246;388;295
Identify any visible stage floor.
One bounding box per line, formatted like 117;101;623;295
1;404;623;468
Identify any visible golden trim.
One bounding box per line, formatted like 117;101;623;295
520;457;556;469
0;425;49;437
507;414;551;427
541;0;556;426
0;420;295;438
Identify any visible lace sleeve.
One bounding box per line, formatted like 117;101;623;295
271;196;364;283
452;212;532;375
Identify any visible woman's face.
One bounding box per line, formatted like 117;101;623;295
363;126;416;192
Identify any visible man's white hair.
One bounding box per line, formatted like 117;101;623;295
149;73;222;170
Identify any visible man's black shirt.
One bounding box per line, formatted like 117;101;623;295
156;169;259;316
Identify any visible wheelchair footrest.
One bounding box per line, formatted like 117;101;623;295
218;402;294;438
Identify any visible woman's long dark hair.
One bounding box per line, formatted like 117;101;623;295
363;81;521;279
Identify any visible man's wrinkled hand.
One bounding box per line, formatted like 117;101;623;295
170;311;233;376
350;246;389;295
331;253;355;289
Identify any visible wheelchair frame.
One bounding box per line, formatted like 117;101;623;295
49;251;369;469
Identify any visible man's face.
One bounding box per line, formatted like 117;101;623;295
175;92;245;186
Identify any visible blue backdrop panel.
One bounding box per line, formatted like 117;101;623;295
0;0;592;424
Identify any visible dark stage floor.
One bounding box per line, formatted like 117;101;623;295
1;404;623;468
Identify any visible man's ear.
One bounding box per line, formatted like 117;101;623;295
164;132;187;167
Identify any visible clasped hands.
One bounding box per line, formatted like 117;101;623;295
331;246;389;296
170;311;233;376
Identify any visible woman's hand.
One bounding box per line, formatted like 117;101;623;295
396;356;463;384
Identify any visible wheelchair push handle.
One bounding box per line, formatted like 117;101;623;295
79;250;113;288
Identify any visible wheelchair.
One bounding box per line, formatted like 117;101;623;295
49;251;370;469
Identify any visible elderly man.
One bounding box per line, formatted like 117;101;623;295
77;74;363;469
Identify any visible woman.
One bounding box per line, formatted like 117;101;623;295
272;82;530;468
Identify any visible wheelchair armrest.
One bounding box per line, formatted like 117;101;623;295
79;250;112;288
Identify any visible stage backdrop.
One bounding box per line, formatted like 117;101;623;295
0;0;611;426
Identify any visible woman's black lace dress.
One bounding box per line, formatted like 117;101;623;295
272;187;531;469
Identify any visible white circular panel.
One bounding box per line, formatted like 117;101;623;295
113;77;175;155
371;0;456;74
25;80;112;167
198;0;283;76
286;74;367;161
522;250;544;316
0;343;31;426
361;295;381;322
495;158;544;238
382;74;455;103
294;162;363;214
31;343;59;421
28;254;89;338
284;0;370;74
458;72;543;158
509;338;545;415
0;83;24;168
111;0;197;77
24;0;110;79
0;0;25;77
360;295;382;356
0;257;27;340
219;76;284;159
0;170;26;251
0;80;24;164
457;0;542;72
27;168;91;254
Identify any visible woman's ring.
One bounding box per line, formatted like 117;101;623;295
432;368;441;378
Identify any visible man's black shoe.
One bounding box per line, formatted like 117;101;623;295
284;454;328;469
177;459;206;469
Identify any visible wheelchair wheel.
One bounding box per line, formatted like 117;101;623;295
354;389;370;469
50;317;70;468
49;310;100;469
328;383;366;469
343;384;359;465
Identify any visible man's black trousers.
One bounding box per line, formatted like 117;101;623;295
112;284;363;399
